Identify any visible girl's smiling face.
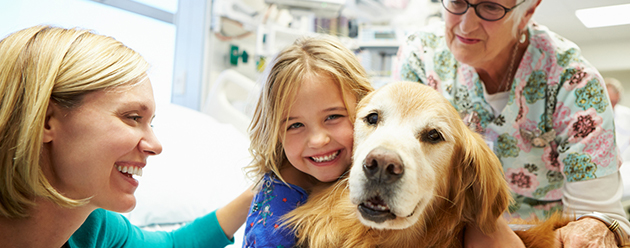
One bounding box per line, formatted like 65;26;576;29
282;73;356;185
42;76;162;213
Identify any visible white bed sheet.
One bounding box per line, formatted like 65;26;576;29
124;102;252;246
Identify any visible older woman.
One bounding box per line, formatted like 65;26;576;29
0;26;252;247
395;0;628;246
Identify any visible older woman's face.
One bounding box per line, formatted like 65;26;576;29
43;77;162;213
444;0;519;68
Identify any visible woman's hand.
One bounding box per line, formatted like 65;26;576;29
464;216;526;248
216;186;255;239
556;217;617;247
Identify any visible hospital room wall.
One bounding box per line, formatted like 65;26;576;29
0;0;177;106
202;31;260;116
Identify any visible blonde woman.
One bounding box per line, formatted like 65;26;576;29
0;26;252;248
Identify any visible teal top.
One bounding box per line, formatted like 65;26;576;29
67;208;233;248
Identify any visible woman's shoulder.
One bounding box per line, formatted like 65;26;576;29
398;21;452;76
67;209;131;247
528;22;601;77
404;21;446;48
530;23;584;59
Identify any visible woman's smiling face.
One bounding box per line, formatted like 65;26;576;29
42;76;162;213
443;0;519;68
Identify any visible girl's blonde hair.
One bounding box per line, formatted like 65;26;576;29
246;35;374;185
0;26;149;218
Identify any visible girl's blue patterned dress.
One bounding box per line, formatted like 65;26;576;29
243;173;308;248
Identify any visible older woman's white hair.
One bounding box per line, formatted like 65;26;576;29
508;0;539;37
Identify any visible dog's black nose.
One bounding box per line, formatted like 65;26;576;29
363;147;403;184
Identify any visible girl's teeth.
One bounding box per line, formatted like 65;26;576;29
116;165;143;177
312;151;339;162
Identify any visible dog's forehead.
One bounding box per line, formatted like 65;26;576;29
360;82;453;118
356;82;459;140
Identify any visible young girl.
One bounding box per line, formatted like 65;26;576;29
243;35;374;247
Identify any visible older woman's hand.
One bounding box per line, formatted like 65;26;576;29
556;218;617;247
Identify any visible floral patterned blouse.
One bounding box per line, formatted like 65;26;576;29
393;22;621;220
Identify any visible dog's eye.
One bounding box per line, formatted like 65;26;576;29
364;113;379;125
422;129;444;144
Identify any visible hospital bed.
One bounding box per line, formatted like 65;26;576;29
202;69;259;135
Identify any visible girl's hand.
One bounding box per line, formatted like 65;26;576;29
464;217;526;248
216;186;255;239
556;218;617;248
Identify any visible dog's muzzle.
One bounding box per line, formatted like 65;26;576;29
362;147;404;184
357;147;404;223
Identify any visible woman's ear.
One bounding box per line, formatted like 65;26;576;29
518;0;543;30
43;101;58;143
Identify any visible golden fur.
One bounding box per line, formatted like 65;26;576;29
285;81;570;248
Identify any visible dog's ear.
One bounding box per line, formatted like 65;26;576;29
457;129;512;234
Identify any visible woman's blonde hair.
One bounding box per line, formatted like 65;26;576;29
0;26;149;218
246;35;374;185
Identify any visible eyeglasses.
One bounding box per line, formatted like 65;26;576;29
441;0;526;21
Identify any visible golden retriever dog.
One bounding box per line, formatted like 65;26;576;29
285;81;570;248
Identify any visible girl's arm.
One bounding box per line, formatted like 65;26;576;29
464;216;527;248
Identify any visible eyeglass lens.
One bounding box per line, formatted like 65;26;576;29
442;0;508;21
